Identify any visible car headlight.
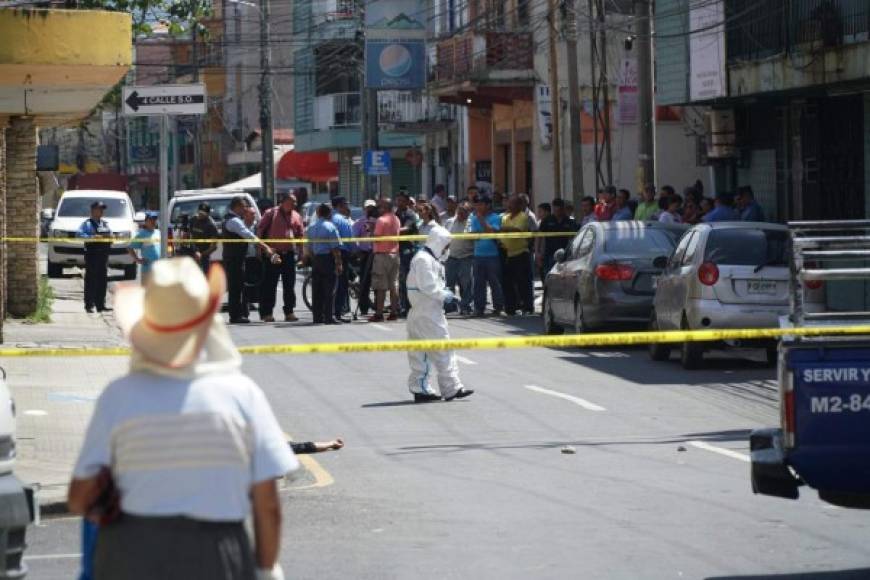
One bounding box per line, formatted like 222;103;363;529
113;231;132;240
51;229;66;239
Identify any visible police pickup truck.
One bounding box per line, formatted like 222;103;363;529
751;220;870;509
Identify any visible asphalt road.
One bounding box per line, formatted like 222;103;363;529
24;290;870;580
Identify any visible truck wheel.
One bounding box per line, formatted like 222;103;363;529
648;314;671;361
47;262;63;278
680;319;703;370
123;264;138;281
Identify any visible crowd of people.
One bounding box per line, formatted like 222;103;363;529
87;180;767;321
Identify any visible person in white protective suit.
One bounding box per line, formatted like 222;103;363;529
406;225;476;403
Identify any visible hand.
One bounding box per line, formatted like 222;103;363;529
329;438;344;450
335;262;343;275
443;290;457;305
194;251;202;261
135;257;144;265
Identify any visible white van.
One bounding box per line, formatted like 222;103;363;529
45;190;141;279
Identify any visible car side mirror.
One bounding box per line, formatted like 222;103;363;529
41;208;54;221
134;211;147;223
554;249;567;263
653;256;669;269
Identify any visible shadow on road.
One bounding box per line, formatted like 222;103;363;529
707;571;870;580
385;428;752;455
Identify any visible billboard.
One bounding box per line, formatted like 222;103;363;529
364;0;426;40
689;0;726;101
365;40;426;89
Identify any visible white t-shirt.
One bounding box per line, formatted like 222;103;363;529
73;370;298;521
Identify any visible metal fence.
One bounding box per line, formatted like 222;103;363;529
727;0;870;63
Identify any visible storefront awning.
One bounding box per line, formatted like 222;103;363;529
276;150;338;183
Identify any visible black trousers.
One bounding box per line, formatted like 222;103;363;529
334;250;351;316
259;251;296;318
312;254;337;324
84;252;109;309
224;255;248;320
356;251;373;314
504;252;534;314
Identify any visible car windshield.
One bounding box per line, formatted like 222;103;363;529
57;197;130;219
704;228;788;267
604;227;681;255
170;198;233;223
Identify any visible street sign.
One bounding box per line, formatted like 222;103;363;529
122;84;207;117
364;150;392;175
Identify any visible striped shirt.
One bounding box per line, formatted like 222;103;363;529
73;371;298;522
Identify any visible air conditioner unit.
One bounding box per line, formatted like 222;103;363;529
706;109;737;159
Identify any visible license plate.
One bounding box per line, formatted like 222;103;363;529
747;280;777;295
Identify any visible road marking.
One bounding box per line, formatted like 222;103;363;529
688;440;751;463
524;385;606;412
23;410;48;417
24;553;81;561
370;324;392;332
455;355;477;365
284;432;335;490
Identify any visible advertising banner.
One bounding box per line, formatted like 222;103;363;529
365;40;426;89
364;0;426;40
535;85;553;148
689;0;726;101
617;58;638;124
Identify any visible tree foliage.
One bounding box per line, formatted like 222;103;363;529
75;0;212;38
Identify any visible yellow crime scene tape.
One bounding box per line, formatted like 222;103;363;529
2;231;577;245
2;325;870;358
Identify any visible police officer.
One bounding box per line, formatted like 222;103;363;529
222;196;277;324
77;201;112;313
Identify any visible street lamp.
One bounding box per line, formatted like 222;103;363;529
228;0;275;203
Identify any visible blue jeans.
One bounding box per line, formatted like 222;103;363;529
445;256;473;313
473;255;504;314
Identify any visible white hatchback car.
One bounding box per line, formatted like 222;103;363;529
46;190;140;280
650;222;824;369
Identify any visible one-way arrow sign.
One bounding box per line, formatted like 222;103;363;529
122;84;207;116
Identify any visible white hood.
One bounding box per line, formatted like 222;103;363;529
425;225;452;259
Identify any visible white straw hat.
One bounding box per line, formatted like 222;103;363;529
115;257;236;370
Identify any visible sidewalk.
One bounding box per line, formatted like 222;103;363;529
2;271;126;507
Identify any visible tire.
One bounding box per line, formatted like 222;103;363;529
123;264;138;281
680;318;703;370
47;262;63;278
766;345;778;367
543;294;563;335
648;313;671;361
302;273;312;311
572;298;586;334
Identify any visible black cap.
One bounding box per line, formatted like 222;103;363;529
198;202;211;213
331;196;346;208
477;194;493;206
90;201;107;210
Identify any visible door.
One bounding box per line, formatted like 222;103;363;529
558;227;596;323
655;230;695;329
669;231;702;327
549;227;586;322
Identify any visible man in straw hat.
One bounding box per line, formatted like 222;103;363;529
68;257;297;580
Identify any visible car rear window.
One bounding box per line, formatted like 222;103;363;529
57;197;130;218
604;227;681;255
704;228;788;267
170;198;233;223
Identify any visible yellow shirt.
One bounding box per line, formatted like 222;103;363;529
501;212;530;257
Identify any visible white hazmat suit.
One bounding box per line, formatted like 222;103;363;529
406;225;470;401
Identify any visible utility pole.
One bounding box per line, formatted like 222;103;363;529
635;0;655;188
562;0;585;205
191;24;202;188
259;0;276;202
546;0;562;199
588;0;613;191
362;87;380;197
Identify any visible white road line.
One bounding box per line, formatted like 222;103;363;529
524;385;607;412
688;440;751;463
455;355;477;365
24;553;81;561
370;324;392;332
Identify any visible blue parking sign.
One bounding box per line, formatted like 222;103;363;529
364;150;392;175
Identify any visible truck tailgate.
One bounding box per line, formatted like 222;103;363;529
788;346;870;493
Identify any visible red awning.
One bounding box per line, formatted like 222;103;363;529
276;150;338;182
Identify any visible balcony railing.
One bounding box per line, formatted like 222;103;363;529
314;92;361;130
312;0;357;25
313;91;444;130
432;30;533;85
727;0;870;63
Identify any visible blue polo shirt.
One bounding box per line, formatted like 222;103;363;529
307;218;341;255
331;213;354;252
703;205;740;223
469;212;502;257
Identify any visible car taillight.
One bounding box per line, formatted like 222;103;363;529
783;390;795;438
595;263;635;281
698;262;719;286
804;279;823;290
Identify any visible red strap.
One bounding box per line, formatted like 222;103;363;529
143;294;220;333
